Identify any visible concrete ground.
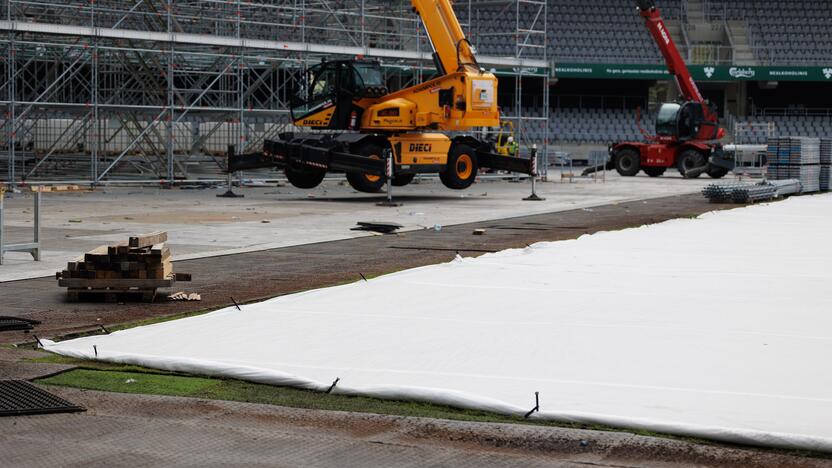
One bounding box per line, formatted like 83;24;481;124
6;175;827;466
0;171;713;282
0;193;736;342
3;387;829;468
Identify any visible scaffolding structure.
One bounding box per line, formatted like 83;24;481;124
0;0;549;186
472;0;549;171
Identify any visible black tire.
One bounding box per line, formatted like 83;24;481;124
707;166;729;179
676;149;706;178
346;142;387;193
285;167;326;189
614;148;641;177
392;173;415;187
440;144;478;190
643;167;666;177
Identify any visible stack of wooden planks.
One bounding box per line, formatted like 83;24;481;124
30;185;84;193
57;231;191;302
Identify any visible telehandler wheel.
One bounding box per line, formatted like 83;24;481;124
707;166;729;179
643;167;666;177
614;148;641;177
285;167;326;189
440;144;478;190
346;142;387;193
392;173;416;187
677;150;706;178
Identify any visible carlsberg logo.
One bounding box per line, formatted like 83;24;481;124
824;68;832;79
703;67;715;78
729;67;755;78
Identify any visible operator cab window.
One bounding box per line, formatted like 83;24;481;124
655;103;681;137
310;63;338;101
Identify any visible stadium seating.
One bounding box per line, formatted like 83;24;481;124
502;107;655;144
549;108;653;143
508;107;832;145
707;0;832;64
473;0;679;64
733;115;832;143
472;0;831;65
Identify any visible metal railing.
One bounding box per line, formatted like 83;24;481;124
688;43;734;65
755;108;832;118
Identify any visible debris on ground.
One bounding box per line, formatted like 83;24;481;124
352;221;403;234
56;231;191;303
473;229;486;236
168;292;201;302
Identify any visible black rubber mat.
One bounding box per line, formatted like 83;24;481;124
0;316;41;332
0;380;85;416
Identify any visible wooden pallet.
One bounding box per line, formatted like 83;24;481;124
66;288;158;303
60;274;191;303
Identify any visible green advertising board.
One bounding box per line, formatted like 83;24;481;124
552;63;832;82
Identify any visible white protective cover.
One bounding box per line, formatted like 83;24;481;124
44;195;832;452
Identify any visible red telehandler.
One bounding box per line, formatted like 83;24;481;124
604;0;733;179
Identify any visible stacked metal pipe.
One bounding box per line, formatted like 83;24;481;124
702;179;801;203
766;137;821;193
702;182;757;203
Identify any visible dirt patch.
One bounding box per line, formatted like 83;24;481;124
0;193;746;345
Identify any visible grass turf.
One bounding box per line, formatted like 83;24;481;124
37;366;593;429
35;360;832;460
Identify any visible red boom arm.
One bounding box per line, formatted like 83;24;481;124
637;0;703;104
636;0;722;134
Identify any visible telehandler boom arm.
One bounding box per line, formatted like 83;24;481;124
412;0;480;75
636;0;704;105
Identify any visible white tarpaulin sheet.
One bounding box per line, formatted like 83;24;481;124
45;195;832;452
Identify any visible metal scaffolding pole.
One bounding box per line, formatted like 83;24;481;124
91;0;99;184
0;0;548;185
166;0;175;185
6;0;14;188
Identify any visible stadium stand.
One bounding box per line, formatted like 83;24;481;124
733;114;832;143
515;108;832;146
473;0;832;65
501;106;654;144
474;0;679;64
549;108;654;144
706;0;832;65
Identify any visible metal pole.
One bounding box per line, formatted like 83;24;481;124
33;190;40;260
524;145;545;201
541;0;549;181
91;0;99;185
217;145;243;198
360;0;365;49
7;2;16;189
0;188;4;265
237;0;244;188
377;149;401;207
166;0;175;185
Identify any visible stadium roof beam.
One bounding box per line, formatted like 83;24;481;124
0;20;549;71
